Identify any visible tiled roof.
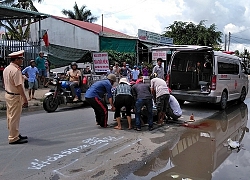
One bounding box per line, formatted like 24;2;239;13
52;16;134;38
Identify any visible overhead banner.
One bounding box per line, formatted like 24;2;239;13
138;29;173;45
93;52;109;72
152;51;167;60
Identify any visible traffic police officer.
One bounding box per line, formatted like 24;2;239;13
3;50;28;144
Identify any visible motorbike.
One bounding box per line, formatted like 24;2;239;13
43;73;102;113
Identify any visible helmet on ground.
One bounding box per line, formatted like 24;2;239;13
107;73;116;82
71;62;78;68
150;73;158;79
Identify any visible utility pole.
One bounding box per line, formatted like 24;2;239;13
224;34;227;51
101;14;103;32
228;32;231;51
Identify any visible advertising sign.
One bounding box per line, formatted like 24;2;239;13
138;29;173;45
152;51;167;60
93;52;109;72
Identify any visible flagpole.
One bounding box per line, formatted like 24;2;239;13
39;18;42;52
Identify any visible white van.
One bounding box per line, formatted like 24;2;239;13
152;45;249;109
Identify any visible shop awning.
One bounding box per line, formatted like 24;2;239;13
0;4;49;20
48;44;91;67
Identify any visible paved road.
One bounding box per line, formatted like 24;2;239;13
0;101;219;180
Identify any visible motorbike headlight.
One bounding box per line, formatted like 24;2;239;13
52;79;58;85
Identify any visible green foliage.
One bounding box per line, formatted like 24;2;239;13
0;20;31;40
62;2;97;23
164;20;223;47
0;0;43;40
104;50;136;66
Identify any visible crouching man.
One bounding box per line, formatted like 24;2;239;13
166;94;182;121
85;74;116;128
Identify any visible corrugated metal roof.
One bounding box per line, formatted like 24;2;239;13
152;45;212;51
0;4;49;20
53;16;134;39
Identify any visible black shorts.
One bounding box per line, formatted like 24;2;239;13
156;94;170;113
114;94;134;118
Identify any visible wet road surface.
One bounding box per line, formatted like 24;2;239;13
127;102;250;180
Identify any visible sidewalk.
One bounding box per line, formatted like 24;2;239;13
0;80;50;111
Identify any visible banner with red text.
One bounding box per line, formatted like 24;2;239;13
93;52;109;72
152;51;167;60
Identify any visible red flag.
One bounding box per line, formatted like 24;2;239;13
42;31;49;47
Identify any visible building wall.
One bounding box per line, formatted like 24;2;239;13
29;17;99;51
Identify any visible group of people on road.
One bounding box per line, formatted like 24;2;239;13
86;58;182;131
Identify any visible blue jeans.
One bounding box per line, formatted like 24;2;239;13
135;99;153;129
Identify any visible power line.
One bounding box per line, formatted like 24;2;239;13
230;38;250;49
231;35;250;42
231;27;250;35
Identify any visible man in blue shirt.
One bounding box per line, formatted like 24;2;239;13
22;60;39;101
85;74;116;128
35;51;46;87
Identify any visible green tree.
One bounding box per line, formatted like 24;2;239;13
104;50;136;66
0;20;31;41
164;20;223;47
62;2;97;23
0;0;44;40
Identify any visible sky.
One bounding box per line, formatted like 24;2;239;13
33;0;250;52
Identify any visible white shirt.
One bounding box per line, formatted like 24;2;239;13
169;95;182;116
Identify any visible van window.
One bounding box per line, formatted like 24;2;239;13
171;52;212;72
218;62;239;74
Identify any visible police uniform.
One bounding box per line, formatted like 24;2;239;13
3;50;28;144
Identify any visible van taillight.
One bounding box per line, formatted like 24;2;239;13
166;74;170;85
211;75;216;90
82;76;87;84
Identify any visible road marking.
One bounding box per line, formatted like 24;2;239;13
54;138;141;178
114;139;142;154
28;136;124;170
53;159;79;178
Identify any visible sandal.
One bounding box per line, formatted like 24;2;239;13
134;127;141;131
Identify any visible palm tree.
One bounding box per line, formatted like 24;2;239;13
62;2;97;23
0;20;31;41
0;0;44;40
1;0;43;11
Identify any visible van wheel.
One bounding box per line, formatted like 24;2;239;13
219;91;228;110
239;87;246;102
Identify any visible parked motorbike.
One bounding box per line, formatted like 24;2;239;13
43;74;102;113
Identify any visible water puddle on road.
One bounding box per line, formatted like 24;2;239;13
127;103;250;180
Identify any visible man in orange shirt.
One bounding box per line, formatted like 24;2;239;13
3;50;28;144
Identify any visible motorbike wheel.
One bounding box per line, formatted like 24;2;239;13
43;95;59;113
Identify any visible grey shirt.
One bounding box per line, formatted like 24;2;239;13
132;83;152;100
152;65;165;79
